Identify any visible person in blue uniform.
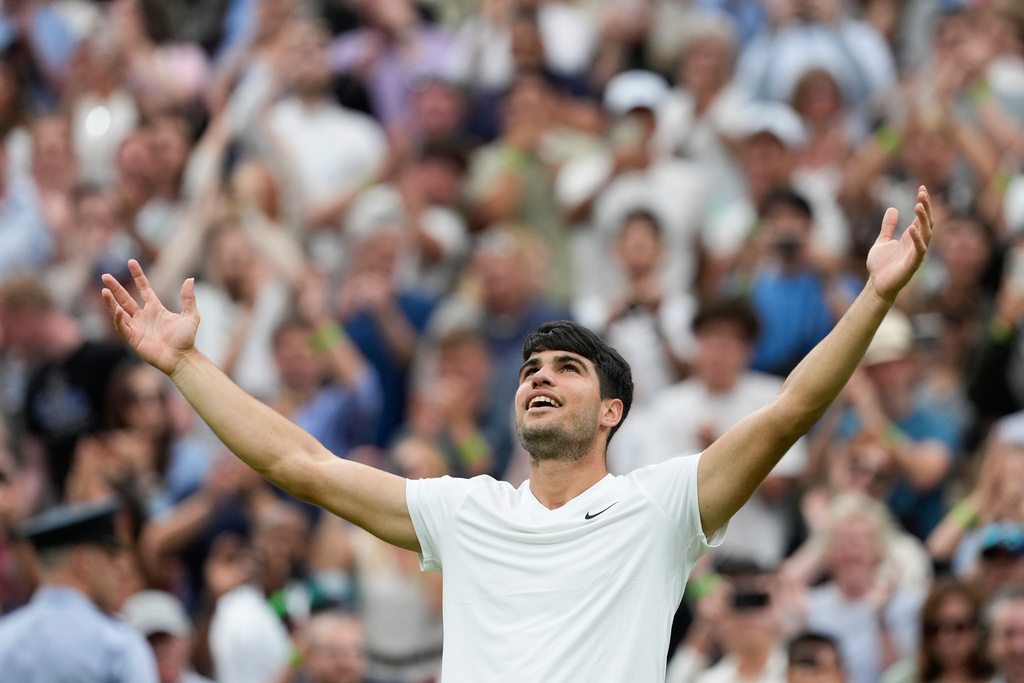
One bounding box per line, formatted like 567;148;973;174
0;497;159;682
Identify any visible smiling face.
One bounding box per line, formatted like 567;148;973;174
514;350;619;463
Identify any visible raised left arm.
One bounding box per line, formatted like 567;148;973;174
696;187;934;538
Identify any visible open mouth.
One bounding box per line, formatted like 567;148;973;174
527;395;562;411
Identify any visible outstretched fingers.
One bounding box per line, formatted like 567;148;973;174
128;259;161;307
101;288;134;341
101;273;141;317
879;207;899;242
917;186;934;243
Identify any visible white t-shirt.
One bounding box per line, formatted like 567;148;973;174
405;453;725;682
209;584;291;683
618;373;806;567
268;98;388;210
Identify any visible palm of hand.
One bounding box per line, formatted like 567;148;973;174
101;260;200;376
126;299;198;375
865;192;933;302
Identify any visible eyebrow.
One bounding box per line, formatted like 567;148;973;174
518;354;589;380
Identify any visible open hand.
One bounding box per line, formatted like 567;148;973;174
101;260;200;376
866;186;934;303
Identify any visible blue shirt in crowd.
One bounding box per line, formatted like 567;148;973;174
0;585;159;683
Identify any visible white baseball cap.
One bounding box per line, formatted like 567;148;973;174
603;70;670;116
121;590;192;638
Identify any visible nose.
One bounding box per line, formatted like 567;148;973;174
530;364;555;387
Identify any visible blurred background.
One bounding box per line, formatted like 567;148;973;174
1;0;1024;681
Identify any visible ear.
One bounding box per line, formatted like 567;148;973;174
599;398;623;430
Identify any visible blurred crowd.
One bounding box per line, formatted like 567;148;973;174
1;0;1024;681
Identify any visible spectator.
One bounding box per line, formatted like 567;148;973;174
741;189;850;378
882;578;993;683
654;12;747;191
345;141;470;298
465;69;577;304
267;17;389;235
342;436;444;682
800;494;923;683
789;434;932;592
667;559;788;683
122;589;214;683
787;632;846;683
985;586;1024;683
574;210;696;409
628;297;804;568
428;226;570;472
407;328;512;478
0;498;158;682
268;288;382;461
191;221;291;400
558;69;713;302
334;224;437;449
0;273;131;499
735;0;896;127
285;609;368;683
208;502;308;683
330;0;461;133
838;308;963;539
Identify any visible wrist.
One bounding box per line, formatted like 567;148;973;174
310;321;347;354
950;498;979;530
167;347;205;386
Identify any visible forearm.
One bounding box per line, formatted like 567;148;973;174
368;304;419;368
774;282;894;435
169;349;333;495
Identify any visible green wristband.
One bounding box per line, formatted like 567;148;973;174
310;322;346;354
882;423;904;448
457;433;490;466
874;125;902;156
991;319;1014;345
950;499;978;529
685;572;722;601
970;81;994;106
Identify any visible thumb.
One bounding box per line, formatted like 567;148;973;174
878;207;899;242
181;278;199;320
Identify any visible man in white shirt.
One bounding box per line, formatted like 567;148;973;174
99;189;935;681
267;18;388;232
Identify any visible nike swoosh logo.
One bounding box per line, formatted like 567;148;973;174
584;502;618;520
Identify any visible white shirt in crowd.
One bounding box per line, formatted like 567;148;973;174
209;583;291;683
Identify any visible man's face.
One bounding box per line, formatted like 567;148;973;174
989;598;1024;681
693;321;752;393
514;350;611;462
305;617;368;683
787;643;845;683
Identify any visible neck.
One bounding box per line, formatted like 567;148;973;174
39;570;91;599
528;453;607;510
735;645;773;679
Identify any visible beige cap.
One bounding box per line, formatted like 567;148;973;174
863;309;914;366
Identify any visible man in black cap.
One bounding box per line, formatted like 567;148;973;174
0;497;159;682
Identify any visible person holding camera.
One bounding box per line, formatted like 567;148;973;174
738;188;858;378
667;559;789;683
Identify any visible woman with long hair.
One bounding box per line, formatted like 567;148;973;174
884;577;994;683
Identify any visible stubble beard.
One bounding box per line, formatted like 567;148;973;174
516;411;598;463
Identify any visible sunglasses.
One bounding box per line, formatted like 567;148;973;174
924;619;976;636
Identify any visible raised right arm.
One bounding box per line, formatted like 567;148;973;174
101;261;419;552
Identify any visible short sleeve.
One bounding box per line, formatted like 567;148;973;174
406;476;475;572
630;453;727;563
